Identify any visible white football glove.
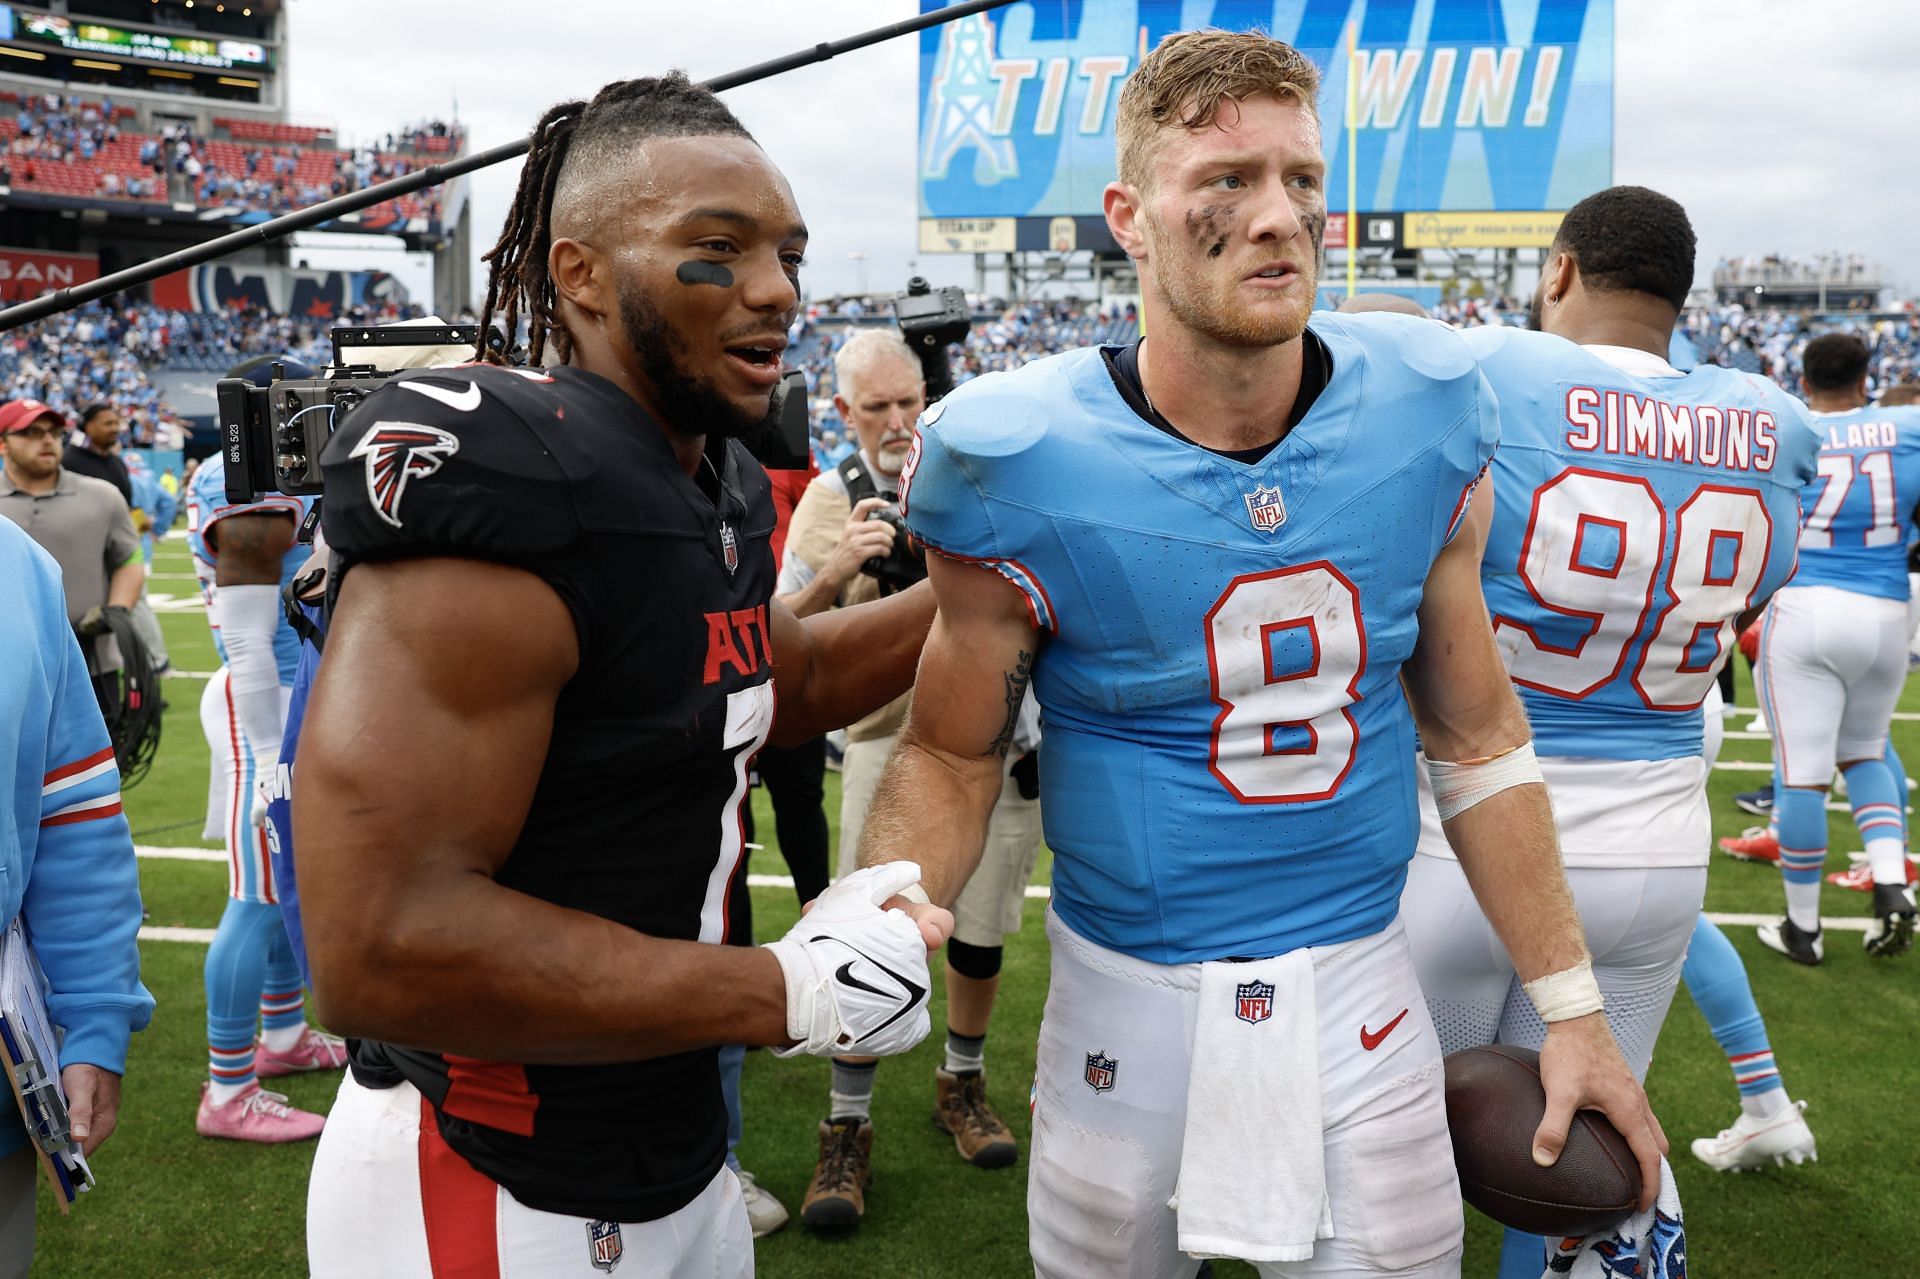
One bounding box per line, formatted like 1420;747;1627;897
249;753;277;831
765;861;934;1059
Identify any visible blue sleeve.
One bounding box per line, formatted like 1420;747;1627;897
899;385;1058;632
24;598;154;1076
152;480;179;536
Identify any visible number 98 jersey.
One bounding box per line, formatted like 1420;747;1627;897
1467;326;1820;760
901;313;1496;965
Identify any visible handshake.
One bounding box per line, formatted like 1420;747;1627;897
764;862;951;1058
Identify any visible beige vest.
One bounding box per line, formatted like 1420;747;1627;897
786;475;912;742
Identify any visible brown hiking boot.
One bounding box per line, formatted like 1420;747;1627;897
933;1068;1018;1169
800;1117;872;1232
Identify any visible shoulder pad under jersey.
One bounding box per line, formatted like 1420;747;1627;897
320;363;579;566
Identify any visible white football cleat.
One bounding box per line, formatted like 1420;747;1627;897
1690;1099;1817;1173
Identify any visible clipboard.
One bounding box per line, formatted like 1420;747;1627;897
0;918;95;1212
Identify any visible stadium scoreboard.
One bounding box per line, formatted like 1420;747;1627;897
917;0;1613;253
0;5;269;72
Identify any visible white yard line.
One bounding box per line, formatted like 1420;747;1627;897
162;670;218;680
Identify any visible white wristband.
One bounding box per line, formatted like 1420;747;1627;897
1426;741;1543;821
1524;959;1605;1022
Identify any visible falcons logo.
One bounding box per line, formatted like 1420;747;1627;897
349;423;461;528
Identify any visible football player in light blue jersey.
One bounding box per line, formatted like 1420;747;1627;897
1755;332;1920;962
184;362;347;1145
1399;186;1820;1279
854;31;1661;1278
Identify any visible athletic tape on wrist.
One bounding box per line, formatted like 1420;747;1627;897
1426;741;1543;821
896;882;931;906
1524;959;1605;1022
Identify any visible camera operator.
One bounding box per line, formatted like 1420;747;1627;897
778;329;1044;1234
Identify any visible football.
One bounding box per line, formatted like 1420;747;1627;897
1444;1044;1642;1238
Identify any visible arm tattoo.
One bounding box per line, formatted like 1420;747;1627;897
985;649;1034;759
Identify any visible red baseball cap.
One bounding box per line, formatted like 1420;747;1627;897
0;399;66;434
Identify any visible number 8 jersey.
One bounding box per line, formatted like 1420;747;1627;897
1467;325;1820;762
901;312;1496;965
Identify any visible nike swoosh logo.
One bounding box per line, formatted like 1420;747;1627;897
399;380;482;412
1360;1008;1409;1051
815;939;928;1045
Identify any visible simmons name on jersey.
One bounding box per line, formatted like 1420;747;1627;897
1467;326;1821;761
318;361;777;1223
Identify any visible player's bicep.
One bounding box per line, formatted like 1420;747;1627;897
294;559;577;952
1405;481;1524;758
906;552;1041;762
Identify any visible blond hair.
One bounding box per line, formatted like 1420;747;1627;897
1115;29;1322;188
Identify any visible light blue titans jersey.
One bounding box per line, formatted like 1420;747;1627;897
901;312;1497;964
1791;406;1920;600
186;456;313;684
1469;327;1820;761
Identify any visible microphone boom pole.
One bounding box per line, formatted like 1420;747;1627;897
0;0;1014;331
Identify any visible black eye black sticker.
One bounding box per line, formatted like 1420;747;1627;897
676;261;734;288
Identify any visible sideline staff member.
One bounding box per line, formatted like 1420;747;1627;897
0;398;144;676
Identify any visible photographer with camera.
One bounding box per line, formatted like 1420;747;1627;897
779;329;1044;1235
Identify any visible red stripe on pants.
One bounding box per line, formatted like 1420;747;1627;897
417;1095;500;1278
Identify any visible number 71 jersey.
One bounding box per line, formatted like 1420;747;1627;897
1468;326;1820;760
900;313;1496;965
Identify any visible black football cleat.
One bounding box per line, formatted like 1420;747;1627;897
1757;917;1823;966
1863;883;1917;958
1733;788;1773;817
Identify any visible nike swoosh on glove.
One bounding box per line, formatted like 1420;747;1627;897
764;861;935;1059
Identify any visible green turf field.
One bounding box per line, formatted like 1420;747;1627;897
29;535;1920;1276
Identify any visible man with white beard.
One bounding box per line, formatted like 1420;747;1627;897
778;327;1044;1232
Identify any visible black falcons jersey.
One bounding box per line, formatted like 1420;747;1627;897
319;362;776;1223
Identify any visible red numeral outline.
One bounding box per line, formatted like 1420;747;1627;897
1203;561;1366;805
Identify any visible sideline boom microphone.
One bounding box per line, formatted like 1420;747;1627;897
0;0;1017;332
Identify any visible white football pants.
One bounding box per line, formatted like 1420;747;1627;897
1028;911;1463;1278
1758;584;1910;785
308;1074;752;1278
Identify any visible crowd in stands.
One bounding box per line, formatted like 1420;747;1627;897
1;91;457;224
0;303;179;446
2;278;1915;470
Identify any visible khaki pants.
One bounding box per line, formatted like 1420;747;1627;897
839;734;1043;948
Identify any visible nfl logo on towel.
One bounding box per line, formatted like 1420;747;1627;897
1084;1050;1117;1093
586;1220;623;1272
1244;484;1286;533
1235;979;1275;1025
720;523;739;576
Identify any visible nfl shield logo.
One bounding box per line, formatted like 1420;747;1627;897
720;523;739;576
586;1220;623;1272
1244;484;1287;534
1084;1050;1117;1093
1235;979;1275;1025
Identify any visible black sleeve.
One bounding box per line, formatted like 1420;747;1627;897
320;366;581;572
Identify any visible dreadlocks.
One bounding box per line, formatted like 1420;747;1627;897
475;73;752;367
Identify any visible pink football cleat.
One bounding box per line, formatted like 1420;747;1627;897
255;1027;349;1078
196;1082;326;1143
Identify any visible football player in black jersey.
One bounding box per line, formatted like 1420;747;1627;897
295;75;948;1276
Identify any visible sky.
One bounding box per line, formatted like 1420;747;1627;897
282;0;1920;308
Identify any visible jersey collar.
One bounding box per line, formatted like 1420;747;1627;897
1582;343;1682;379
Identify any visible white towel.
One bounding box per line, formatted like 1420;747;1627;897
1173;951;1333;1262
1544;1156;1686;1277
